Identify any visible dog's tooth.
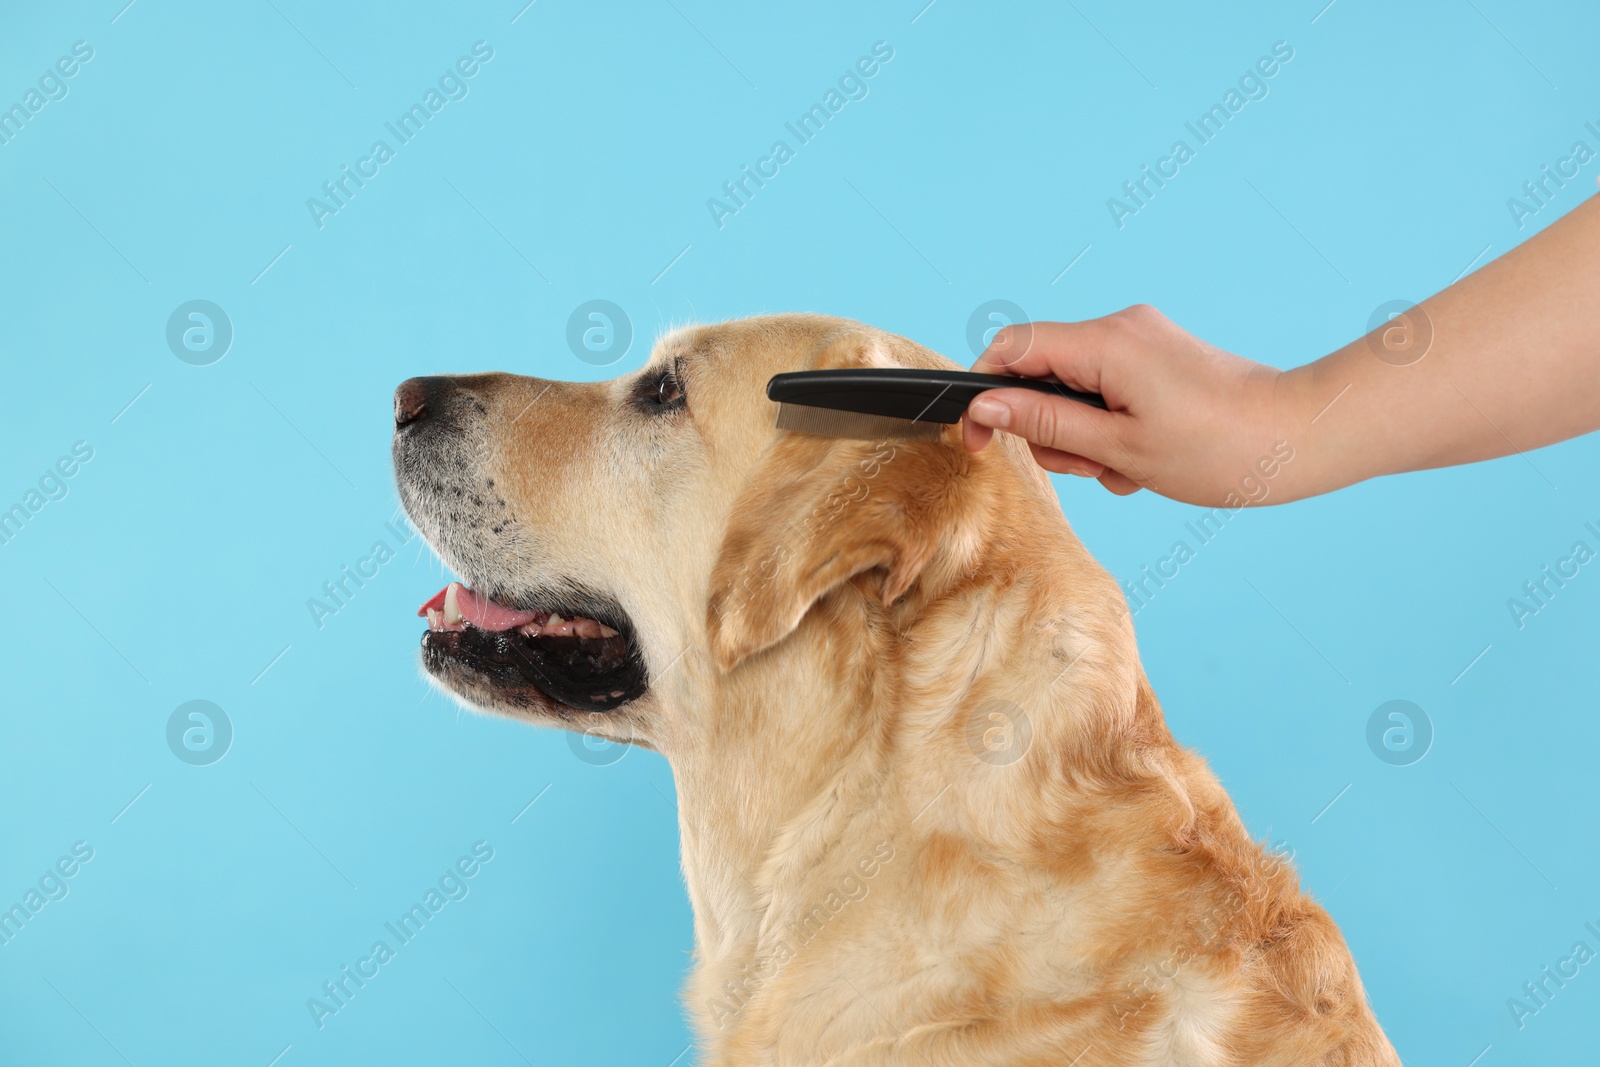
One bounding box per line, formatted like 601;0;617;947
443;582;465;625
573;618;601;639
547;613;565;625
597;623;618;638
426;608;444;631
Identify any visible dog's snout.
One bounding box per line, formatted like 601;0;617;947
394;376;449;429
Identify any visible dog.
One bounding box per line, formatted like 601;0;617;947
392;313;1399;1066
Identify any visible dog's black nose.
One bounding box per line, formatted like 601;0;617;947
394;377;441;428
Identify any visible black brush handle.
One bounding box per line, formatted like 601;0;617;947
767;368;1106;425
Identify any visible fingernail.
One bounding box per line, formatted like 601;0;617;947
968;396;1010;429
1066;466;1091;478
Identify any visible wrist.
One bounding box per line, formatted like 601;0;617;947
1232;365;1307;505
1273;354;1370;502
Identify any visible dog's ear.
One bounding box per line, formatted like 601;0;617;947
706;333;972;672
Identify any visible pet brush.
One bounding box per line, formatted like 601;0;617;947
767;368;1107;440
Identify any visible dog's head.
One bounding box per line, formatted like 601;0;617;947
392;314;1121;761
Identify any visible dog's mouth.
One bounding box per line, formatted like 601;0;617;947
418;582;647;714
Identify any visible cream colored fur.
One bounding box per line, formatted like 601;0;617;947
396;314;1399;1066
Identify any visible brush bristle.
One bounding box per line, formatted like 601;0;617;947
774;404;945;441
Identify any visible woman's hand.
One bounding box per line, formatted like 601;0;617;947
963;306;1302;507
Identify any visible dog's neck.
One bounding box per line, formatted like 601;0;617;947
669;584;902;958
668;512;1147;1038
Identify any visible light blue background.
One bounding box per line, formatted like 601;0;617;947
2;1;1597;1063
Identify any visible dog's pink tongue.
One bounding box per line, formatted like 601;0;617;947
416;582;540;631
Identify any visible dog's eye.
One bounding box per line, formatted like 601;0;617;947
655;372;684;406
631;363;688;415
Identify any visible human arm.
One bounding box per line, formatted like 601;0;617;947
962;193;1600;506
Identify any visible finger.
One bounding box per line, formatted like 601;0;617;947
1025;442;1106;478
961;416;995;452
965;388;1124;469
1098;469;1143;496
972;319;1124;395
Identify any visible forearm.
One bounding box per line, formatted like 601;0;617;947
1278;193;1600;501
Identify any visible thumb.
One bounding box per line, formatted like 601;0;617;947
966;388;1124;469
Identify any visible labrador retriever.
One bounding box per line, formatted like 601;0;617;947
391;314;1399;1066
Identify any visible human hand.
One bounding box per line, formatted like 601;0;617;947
962;306;1303;507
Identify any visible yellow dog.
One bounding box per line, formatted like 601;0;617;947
392;314;1397;1066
